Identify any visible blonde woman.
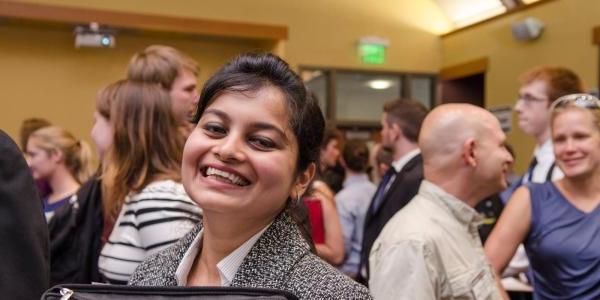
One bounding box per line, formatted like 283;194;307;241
486;94;600;299
26;126;94;221
26;125;95;285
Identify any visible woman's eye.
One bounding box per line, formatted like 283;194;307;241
202;123;227;136
249;137;276;150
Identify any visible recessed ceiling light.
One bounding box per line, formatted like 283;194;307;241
367;80;393;90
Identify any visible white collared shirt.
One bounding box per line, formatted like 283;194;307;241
522;139;564;183
391;148;421;173
175;225;269;286
383;148;421;193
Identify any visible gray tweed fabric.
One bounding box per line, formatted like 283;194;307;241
129;212;372;299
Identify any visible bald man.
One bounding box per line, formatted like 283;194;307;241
369;104;511;300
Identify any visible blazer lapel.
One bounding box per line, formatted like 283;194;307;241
231;212;310;289
370;154;422;217
160;221;204;286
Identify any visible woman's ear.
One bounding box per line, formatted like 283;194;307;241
292;163;316;198
49;149;64;164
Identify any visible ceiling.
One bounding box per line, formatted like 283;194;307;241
435;0;542;30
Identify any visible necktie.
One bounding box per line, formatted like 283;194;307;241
371;168;396;213
525;157;538;183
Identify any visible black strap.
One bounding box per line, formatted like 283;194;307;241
526;158;557;183
43;284;299;300
546;161;556;181
526;157;538;182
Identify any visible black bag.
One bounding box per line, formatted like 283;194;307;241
42;284;299;300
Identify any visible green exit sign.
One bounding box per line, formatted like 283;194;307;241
359;44;385;64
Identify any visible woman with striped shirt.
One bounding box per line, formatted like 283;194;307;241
96;80;202;284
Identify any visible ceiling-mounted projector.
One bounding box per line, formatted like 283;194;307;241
74;23;115;48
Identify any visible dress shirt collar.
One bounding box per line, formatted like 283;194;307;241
391;148;420;173
419;180;482;229
534;138;554;161
342;173;370;188
175;224;270;286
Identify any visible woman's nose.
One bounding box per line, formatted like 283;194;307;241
564;139;576;152
214;134;245;162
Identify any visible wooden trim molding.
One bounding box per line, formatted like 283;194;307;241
595;26;600;91
440;58;489;81
593;26;600;44
0;1;288;40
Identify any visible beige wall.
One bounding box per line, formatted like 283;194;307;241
441;0;599;172
14;0;449;70
1;0;448;150
7;0;597;173
0;22;267;149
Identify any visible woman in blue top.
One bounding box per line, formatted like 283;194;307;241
486;93;600;299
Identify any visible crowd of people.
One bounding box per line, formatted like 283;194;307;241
0;45;598;300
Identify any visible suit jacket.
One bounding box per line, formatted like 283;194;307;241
0;130;49;299
129;212;371;299
359;154;423;283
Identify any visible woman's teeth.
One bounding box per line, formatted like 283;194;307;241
205;167;249;186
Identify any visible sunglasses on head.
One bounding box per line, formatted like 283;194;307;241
550;93;600;111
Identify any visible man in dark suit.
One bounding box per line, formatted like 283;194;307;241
0;130;49;299
358;98;428;285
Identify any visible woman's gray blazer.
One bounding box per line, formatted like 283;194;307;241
129;212;372;299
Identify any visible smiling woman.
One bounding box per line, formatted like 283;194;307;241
128;53;371;299
485;94;600;300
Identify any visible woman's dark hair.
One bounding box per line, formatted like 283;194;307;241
192;53;325;252
342;139;370;172
193;52;324;174
321;124;342;149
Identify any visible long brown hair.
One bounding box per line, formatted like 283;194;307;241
100;80;185;219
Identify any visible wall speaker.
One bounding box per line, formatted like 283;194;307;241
511;17;544;42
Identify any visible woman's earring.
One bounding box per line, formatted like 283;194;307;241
295;189;302;203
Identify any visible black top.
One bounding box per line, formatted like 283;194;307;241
48;175;103;286
0;130;49;299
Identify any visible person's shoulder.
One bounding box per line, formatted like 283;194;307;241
128;247;173;286
140;179;186;196
356;179;377;191
378;198;436;238
389;167;423;192
334;185;359;203
285;252;372;299
131;180;198;208
129;224;201;286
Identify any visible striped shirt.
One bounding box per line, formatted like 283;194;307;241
98;180;202;284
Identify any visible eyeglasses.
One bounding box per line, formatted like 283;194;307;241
550;93;600;111
516;94;548;106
